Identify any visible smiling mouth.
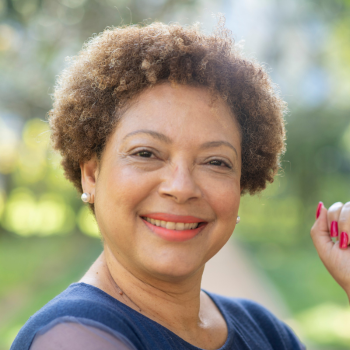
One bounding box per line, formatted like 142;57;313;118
140;215;207;242
141;217;203;230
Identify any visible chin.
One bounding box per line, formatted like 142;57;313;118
142;249;206;281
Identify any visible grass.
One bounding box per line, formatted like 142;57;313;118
0;232;102;350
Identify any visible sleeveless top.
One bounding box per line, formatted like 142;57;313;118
11;283;305;350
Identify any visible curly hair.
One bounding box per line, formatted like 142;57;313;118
49;21;286;197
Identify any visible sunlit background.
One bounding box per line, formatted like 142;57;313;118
1;0;350;349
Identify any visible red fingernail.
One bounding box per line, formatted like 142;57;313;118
316;202;323;219
330;221;338;237
340;232;349;249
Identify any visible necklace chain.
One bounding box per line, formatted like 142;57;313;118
106;265;142;312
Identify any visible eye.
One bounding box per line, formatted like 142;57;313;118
134;150;154;158
208;159;231;168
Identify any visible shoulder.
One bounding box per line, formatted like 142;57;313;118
209;292;284;325
10;283;136;350
207;292;306;350
215;294;282;321
29;316;137;350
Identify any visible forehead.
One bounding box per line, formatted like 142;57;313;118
114;83;241;148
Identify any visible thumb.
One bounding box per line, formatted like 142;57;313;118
311;202;333;257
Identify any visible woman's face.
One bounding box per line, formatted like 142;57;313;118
92;83;241;281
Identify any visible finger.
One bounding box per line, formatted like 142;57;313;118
311;202;333;257
338;201;350;249
327;202;343;239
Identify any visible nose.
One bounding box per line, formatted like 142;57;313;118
158;161;202;204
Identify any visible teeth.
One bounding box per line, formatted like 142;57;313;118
144;217;201;231
175;222;185;230
166;222;176;230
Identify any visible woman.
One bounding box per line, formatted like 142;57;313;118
11;21;350;350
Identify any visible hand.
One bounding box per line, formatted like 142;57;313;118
311;202;350;302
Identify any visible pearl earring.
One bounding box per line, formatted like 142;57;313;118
236;216;240;224
81;193;91;203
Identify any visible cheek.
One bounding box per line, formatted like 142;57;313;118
201;176;240;261
98;163;158;218
203;175;241;222
95;165;157;251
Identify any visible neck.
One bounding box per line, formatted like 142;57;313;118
102;246;204;331
81;248;228;349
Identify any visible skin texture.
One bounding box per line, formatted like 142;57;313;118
80;83;241;349
311;202;350;303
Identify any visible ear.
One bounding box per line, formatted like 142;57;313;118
80;155;99;204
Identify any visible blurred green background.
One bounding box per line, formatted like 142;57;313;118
0;0;350;349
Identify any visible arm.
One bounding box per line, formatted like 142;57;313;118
311;201;350;302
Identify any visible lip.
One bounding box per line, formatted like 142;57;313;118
142;212;205;223
141;218;207;242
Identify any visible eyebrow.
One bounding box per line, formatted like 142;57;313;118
200;141;238;156
122;129;238;156
122;130;171;143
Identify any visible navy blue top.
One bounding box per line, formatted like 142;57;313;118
11;283;305;350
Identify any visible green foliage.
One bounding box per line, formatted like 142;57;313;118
234;107;350;348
